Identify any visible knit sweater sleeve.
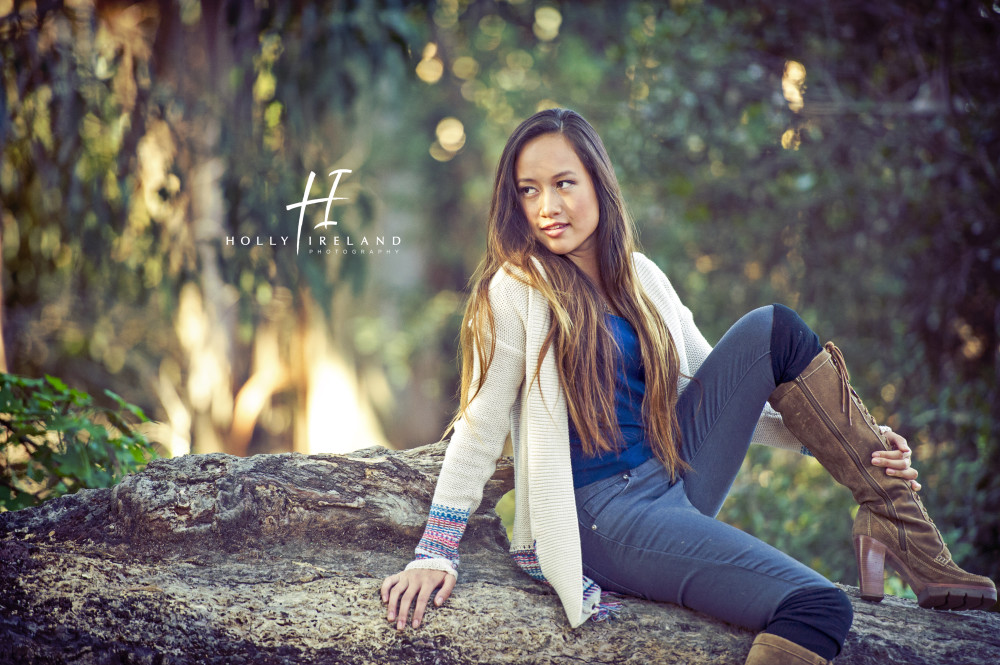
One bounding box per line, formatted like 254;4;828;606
751;403;809;452
405;272;526;578
632;253;712;381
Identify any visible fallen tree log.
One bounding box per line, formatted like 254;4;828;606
1;441;998;664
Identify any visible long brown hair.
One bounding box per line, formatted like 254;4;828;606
444;108;687;479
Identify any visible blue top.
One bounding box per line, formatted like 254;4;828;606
568;313;654;489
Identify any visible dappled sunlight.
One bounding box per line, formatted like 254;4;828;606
136;119;179;223
298;296;388;455
781;60;806;150
430;116;466;162
782;60;806;112
781;128;801;150
694;254;715;273
433;0;460;29
953;319;986;360
533;6;561;42
451;55;479;80
154;360;192;457
305;353;388;455
416;43;444;84
230;324;289;457
174;283;233;453
94;1;158;113
743;261;763;281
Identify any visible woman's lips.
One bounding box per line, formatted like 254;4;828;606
541;223;568;237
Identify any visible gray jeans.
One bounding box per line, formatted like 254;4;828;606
575;306;834;630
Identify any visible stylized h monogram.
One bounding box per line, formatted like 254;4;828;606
286;169;352;255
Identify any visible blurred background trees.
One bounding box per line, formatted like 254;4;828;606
2;0;997;589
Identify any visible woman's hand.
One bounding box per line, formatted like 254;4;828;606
871;431;921;491
381;568;455;630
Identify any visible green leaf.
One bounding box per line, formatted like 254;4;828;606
68;388;91;407
104;389;148;421
104;389;127;408
46;415;77;433
45;375;68;392
82;423;107;444
103;410;131;434
129;445;148;465
3;371;159;508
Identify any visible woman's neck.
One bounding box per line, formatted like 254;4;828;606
566;248;600;285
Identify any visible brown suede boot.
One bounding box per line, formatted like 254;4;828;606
769;342;996;611
744;633;829;665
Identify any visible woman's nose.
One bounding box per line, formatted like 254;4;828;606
539;188;561;217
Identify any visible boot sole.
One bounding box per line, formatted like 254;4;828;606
917;585;998;611
855;534;997;611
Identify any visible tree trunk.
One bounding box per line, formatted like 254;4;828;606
1;442;998;664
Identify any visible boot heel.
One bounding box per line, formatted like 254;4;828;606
855;534;887;602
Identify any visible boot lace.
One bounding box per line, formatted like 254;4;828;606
824;341;880;431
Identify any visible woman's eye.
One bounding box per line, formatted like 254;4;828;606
557;180;575;189
519;186;537;196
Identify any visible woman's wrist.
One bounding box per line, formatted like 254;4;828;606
405;557;459;579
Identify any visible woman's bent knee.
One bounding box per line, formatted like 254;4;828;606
770;303;822;384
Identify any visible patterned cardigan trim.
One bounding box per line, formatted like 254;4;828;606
512;543;606;621
412;503;469;571
412;510;608;621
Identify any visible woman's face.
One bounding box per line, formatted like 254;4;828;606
515;132;600;277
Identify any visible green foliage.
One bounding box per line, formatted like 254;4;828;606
0;373;156;511
0;0;427;453
495;488;515;542
604;0;1000;583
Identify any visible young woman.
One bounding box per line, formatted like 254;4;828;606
381;108;996;664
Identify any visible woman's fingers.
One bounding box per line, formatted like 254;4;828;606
381;569;452;630
380;573;398;604
436;572;456;606
872;452;915;470
384;574;408;623
396;583;419;630
871;432;922;491
872;432;911;471
885;431;910;453
411;583;435;628
880;431;911;457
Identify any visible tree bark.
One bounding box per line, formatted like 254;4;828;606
1;441;998;664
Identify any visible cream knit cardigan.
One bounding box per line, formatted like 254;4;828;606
406;251;805;628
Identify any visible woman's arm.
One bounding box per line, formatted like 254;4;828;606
383;273;527;630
